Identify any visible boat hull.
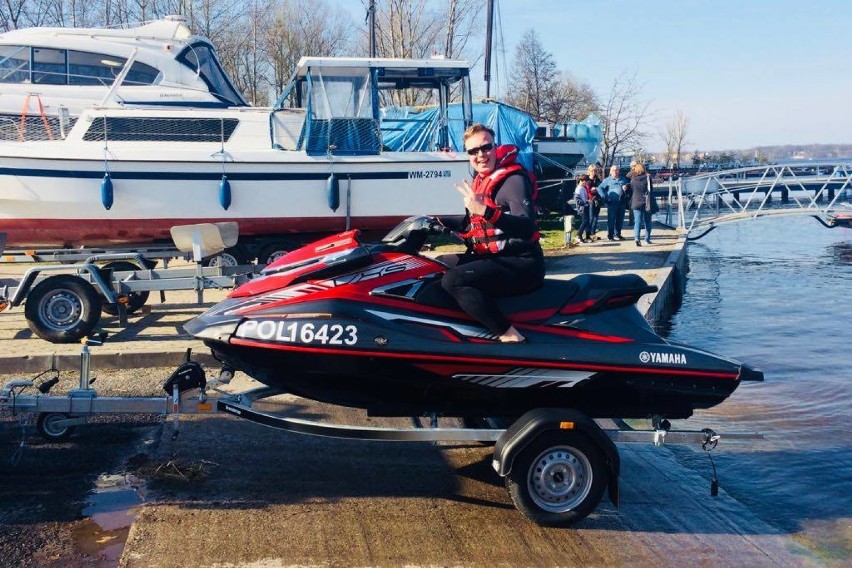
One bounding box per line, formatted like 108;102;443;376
0;154;469;247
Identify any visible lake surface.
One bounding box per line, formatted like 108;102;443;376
664;216;851;562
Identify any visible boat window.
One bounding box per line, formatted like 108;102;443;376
83;116;239;142
0;46;160;86
298;67;381;156
0;45;29;82
176;42;247;106
67;51;160;86
32;48;67;85
310;68;373;119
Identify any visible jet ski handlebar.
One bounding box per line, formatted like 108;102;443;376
382;215;463;254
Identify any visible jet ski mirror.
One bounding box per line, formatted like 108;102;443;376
170;222;240;263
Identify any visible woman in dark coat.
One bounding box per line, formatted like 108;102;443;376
629;162;654;246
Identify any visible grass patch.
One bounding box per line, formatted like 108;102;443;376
429;216;571;253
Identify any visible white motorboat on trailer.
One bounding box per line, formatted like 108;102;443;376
0;56;473;261
0;15;247;141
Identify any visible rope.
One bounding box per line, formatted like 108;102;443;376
19;94;54;142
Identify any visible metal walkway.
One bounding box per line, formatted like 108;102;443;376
658;162;852;238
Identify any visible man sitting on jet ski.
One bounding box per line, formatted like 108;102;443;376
439;123;545;343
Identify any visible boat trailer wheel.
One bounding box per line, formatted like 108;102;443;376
527;445;593;512
204;245;247;267
505;431;607;526
36;412;74;441
100;261;150;316
24;275;102;343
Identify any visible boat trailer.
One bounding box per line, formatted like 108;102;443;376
0;223;259;343
0;337;762;527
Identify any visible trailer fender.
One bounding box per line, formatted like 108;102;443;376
492;408;621;507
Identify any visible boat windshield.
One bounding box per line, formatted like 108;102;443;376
176;42;247;107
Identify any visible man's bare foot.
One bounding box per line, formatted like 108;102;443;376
498;326;526;343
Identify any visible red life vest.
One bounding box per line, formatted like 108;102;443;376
460;145;540;254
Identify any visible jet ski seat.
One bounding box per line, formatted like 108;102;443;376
414;273;653;325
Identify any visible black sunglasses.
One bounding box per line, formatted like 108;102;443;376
466;143;494;156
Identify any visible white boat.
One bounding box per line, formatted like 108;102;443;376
533;118;602;180
0;16;247;141
0;56;473;262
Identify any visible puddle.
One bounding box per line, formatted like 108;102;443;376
72;473;143;567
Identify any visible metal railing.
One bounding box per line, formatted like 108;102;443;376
661;162;852;236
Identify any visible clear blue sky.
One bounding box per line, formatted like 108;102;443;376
345;0;851;152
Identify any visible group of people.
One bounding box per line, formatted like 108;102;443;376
572;161;656;246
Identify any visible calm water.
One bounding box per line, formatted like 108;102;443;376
664;216;851;557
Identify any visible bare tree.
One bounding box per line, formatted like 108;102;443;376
443;0;481;58
0;0;30;29
506;29;556;121
598;72;649;169
660;109;688;169
371;0;441;59
541;72;598;125
265;0;354;105
359;0;480;106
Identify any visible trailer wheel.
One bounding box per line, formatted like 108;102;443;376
36;412;74;441
100;261;150;316
505;431;606;526
25;275;102;343
258;240;297;265
204;245;247;267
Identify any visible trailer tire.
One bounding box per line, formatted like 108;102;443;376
100;261;150;316
36;412;74;441
25;275;102;343
505;430;606;526
258;240;297;265
204;245;247;267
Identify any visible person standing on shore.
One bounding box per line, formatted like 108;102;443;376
587;163;604;239
629;162;654;246
599;165;629;240
573;174;593;243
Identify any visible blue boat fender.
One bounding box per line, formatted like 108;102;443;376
219;175;232;210
101;173;114;210
327;173;340;211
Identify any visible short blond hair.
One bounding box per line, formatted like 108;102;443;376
463;123;495;144
632;162;646;175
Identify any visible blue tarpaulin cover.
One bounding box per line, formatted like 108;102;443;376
381;102;602;171
381;101;537;171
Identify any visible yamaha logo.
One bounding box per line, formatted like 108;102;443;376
640;351;687;365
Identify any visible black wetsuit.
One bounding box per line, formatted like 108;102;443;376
439;173;545;335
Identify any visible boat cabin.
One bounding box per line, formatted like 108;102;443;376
271;57;473;156
0;16;246;141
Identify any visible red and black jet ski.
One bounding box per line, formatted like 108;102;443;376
185;216;763;419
